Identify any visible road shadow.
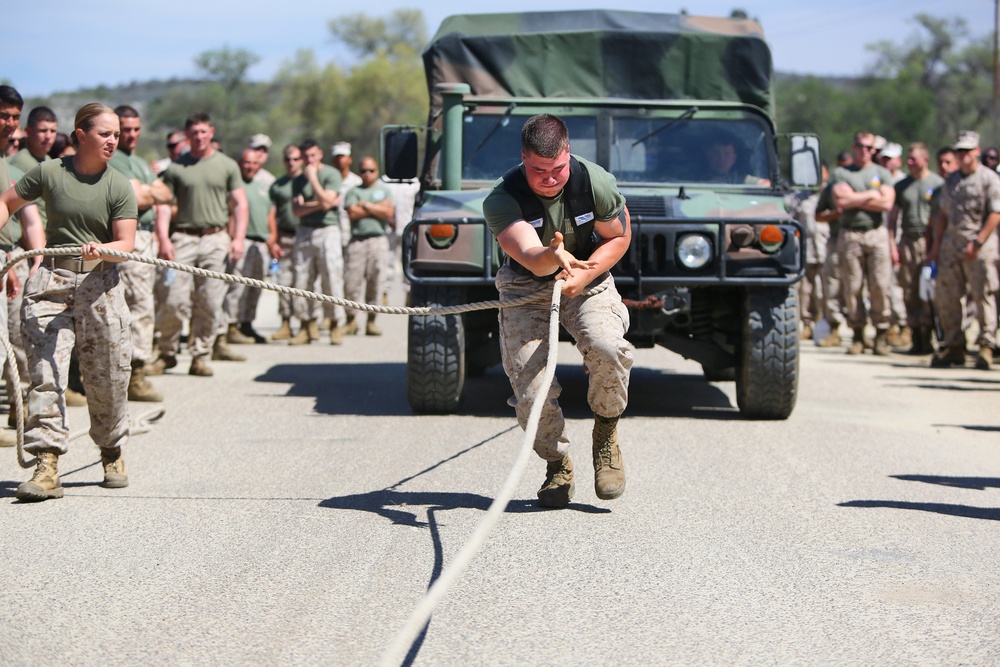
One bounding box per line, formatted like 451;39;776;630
255;362;738;419
839;500;1000;522
929;424;1000;433
890;475;1000;490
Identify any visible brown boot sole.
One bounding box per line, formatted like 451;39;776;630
101;475;129;489
15;482;64;501
595;478;626;501
537;481;575;509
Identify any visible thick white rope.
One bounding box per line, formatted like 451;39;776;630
4;248;573;666
378;279;564;667
0;247;574;468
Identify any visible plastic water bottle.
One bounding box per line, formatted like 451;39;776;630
919;262;935;302
163;268;175;286
269;257;279;281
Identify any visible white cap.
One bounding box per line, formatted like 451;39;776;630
332;141;351;157
879;142;902;159
248;133;272;150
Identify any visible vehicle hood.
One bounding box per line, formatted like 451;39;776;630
414;188;790;221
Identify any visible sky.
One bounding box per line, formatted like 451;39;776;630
7;0;992;99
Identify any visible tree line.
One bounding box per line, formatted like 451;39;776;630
18;10;995;168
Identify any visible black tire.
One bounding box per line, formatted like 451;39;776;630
736;286;799;420
407;285;466;413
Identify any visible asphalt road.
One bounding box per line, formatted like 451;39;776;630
1;286;998;666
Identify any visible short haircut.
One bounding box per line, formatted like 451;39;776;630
907;142;929;159
27;106;57;127
0;85;23;109
114;104;140;119
184;112;212;129
299;139;319;153
936;146;955;159
853;130;874;143
835;150;853;166
521;114;569;158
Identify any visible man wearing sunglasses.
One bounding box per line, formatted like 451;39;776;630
829;130;896;355
928;130;1000;370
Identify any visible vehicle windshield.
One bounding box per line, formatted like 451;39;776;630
458;112;773;186
460;114;598;181
611;117;773;186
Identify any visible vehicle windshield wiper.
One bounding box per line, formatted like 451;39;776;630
631;106;699;147
467;102;517;163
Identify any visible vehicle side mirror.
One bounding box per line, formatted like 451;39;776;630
787;134;821;188
382;127;420;181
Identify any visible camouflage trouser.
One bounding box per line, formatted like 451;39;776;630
344;235;389;310
274;231;297;320
822;233;843;326
222;238;269;325
292;226;344;326
799;263;822;325
934;232;998;348
897;234;932;329
497;265;633;461
21;265;131;455
5;258;29;385
119;229;158;364
839;226;892;330
159;230;229;360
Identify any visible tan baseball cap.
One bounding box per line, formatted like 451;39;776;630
332;141;351;157
954;130;980;151
249;133;272;150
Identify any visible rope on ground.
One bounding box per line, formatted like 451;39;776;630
378;279;565;667
2;248;575;662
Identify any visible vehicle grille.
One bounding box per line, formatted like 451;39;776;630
624;195;667;218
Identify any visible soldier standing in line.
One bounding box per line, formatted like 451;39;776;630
221;148;273;345
813;151;853;348
0;85;45;448
887;143;943;355
343;156;394;336
151;112;249;377
928;131;1000;370
829;131;896;355
788;163;827;341
109;105;173;401
267;144;304;341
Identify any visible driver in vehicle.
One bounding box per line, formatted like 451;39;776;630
704;133;770;186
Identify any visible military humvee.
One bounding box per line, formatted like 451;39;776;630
382;10;820;420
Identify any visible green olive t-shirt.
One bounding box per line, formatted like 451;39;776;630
15;157;137;247
483;155;625;255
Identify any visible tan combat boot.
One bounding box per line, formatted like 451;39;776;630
331;316;358;341
873;329;891;356
816;327;841;348
366;316;382;337
146;354;177;376
189;356;214;377
593;414;626;500
847;328;866;355
0;428;17;448
65;388;88;407
930;346;965;368
127;361;163;403
16;452;63;501
288;320;313;345
537;455;574;508
885;324;903;348
226;322;255;345
975;346;993;370
895;326;912;350
212;336;246;362
270;318;293;342
100;447;128;488
799;321;813;341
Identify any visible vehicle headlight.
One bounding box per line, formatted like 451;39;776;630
676;233;713;270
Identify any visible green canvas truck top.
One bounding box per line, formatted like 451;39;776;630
423;10;773;116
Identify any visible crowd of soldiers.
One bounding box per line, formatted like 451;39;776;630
790;129;1000;370
0;88;419;446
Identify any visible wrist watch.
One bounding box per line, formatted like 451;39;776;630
972;238;983;249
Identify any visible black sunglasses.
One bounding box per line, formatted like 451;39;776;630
360;168;377;173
